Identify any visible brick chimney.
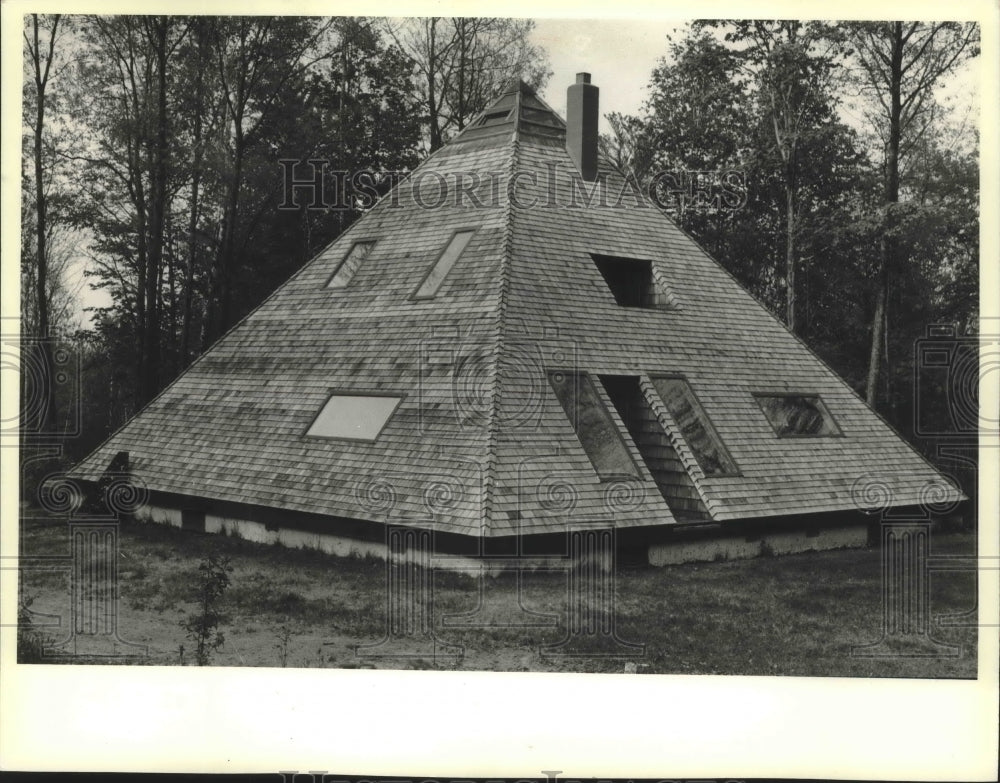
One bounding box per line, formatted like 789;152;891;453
566;72;599;181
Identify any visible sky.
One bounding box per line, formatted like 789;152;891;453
530;18;680;133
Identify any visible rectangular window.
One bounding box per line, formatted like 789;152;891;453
478;108;512;127
650;375;739;476
753;393;841;437
305;393;402;440
327;241;375;289
590;254;669;309
413;230;476;299
548;371;639;480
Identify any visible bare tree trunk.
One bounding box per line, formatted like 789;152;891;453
28;14;61;434
140;16;170;404
166;211;178;375
785;165;796;332
427;19;442;151
865;23;903;407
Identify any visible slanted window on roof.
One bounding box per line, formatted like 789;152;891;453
413;229;476;299
326;240;375;289
649;375;739;477
478;108;512;127
548;370;640;480
753;393;841;437
305;393;402;440
590;254;671;309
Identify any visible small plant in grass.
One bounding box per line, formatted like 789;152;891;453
275;623;292;667
181;552;233;665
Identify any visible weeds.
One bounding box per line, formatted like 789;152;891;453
17;593;47;663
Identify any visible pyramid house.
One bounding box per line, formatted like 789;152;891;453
73;74;962;567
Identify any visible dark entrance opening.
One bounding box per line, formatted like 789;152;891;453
181;508;206;532
599;375;709;522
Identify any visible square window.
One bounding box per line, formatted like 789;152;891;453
753;393;841;437
305;393;402;440
327;241;375;289
590;254;671;309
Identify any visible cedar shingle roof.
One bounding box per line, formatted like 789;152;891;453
72;81;961;536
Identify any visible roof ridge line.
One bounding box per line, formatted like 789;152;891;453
638;374;719;518
480;136;520;538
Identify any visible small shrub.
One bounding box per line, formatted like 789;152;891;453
181;552;233;666
275;623;292;667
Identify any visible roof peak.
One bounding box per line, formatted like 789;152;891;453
448;77;565;148
500;77;537;97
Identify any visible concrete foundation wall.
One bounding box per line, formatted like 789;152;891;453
648;524;868;566
144;504;182;528
138;505;498;576
138;503;868;572
203;513;390;560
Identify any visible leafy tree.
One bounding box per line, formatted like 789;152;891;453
599;112;656;182
62;15;421;427
202;16;334;345
638;31;785;307
844;21;979;407
632;21;979;453
696;21;851;333
71;15;194;405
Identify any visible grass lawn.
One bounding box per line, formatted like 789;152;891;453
17;513;978;677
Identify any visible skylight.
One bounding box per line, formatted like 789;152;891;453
650;376;739;476
754;393;841;437
478;108;512;127
327;241;375;289
590;254;670;309
413;230;476;299
548;371;639;480
305;394;402;440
